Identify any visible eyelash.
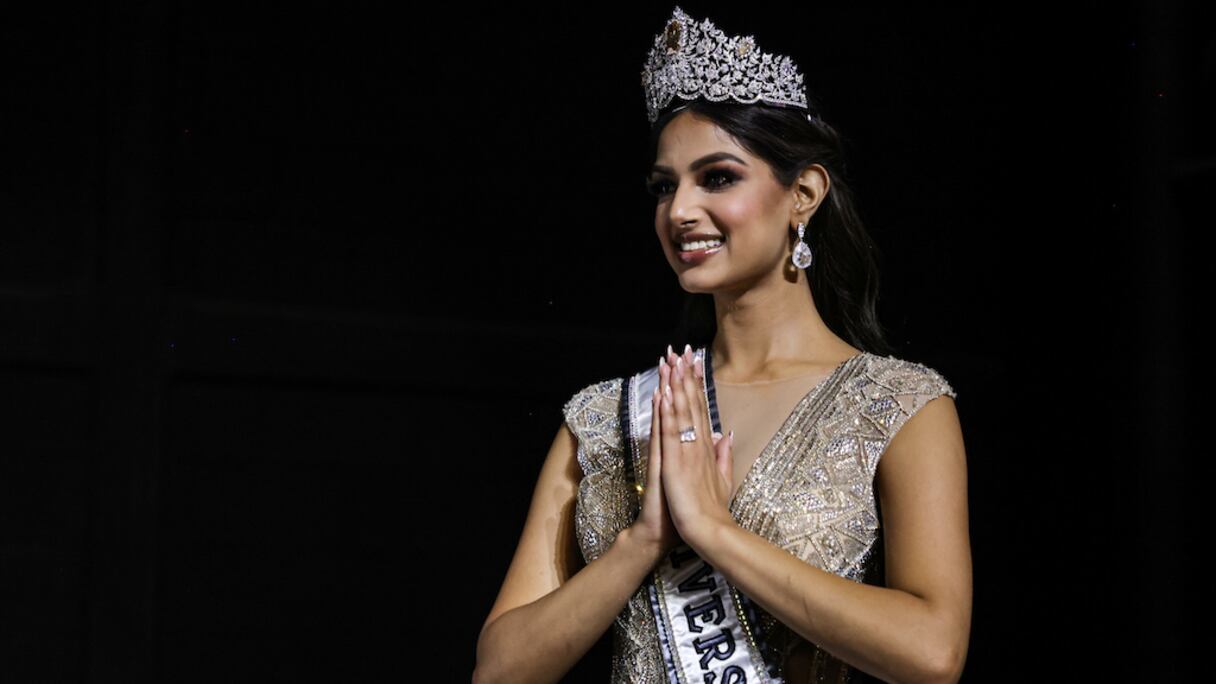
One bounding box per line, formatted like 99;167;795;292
645;169;739;197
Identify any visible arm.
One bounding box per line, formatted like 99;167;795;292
687;395;972;684
473;422;663;684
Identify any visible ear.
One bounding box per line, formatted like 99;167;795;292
790;163;831;228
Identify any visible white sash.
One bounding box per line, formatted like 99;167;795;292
622;347;782;684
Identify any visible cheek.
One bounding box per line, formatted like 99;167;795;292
717;196;761;228
717;195;775;247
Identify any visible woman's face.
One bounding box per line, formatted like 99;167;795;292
647;110;800;294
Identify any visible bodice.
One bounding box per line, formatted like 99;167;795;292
561;352;958;683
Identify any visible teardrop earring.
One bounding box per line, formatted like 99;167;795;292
791;221;813;269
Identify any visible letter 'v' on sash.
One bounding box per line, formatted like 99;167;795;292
618;347;783;683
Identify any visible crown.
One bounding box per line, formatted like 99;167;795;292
640;6;816;125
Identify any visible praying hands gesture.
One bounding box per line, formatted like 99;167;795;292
629;344;738;564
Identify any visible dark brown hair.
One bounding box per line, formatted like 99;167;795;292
647;99;896;357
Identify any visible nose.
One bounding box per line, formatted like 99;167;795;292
666;178;700;227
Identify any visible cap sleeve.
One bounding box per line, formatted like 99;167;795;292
561;378;624;475
868;359;958;476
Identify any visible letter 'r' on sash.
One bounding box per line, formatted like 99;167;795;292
618;347;783;683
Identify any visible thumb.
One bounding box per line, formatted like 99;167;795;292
716;429;734;486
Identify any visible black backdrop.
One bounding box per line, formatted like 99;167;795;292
1;1;1207;681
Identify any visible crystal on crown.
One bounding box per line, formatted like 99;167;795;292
640;6;812;125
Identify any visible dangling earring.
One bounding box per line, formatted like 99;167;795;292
791;221;813;269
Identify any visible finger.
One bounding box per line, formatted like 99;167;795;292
692;352;713;429
670;356;693;440
658;360;681;466
680;346;712;437
673;354;706;446
676;343;710;438
646;381;662;501
716;428;734;491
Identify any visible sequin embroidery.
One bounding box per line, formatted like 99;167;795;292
562;353;958;683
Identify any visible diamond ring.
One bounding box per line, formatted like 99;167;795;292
679;426;697;443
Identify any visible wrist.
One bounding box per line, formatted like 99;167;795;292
618;525;664;565
684;513;735;562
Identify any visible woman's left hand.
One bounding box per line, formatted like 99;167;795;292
657;345;737;550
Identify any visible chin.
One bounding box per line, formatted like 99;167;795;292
676;272;722;294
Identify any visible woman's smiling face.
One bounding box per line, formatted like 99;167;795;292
647;110;797;294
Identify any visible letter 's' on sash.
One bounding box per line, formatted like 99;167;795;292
618;347;783;683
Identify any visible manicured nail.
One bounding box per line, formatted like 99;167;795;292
684;343;692;356
729;430;734;446
667;343;673;357
694;356;704;378
675;356;683;380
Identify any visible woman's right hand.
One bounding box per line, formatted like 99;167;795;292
628;376;723;567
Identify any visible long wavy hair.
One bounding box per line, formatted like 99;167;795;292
647;99;897;358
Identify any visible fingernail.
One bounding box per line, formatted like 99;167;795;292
694;356;704;378
684;343;692;356
675;356;683;380
713;431;722;440
729;430;734;446
667;343;673;357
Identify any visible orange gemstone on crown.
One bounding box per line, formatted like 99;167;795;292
664;21;682;52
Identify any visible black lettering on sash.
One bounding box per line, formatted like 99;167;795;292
694;629;738;670
668;544;699;569
720;665;746;683
664;545;751;683
683;593;726;633
677;561;717;593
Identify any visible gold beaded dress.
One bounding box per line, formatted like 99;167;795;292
561;347;957;683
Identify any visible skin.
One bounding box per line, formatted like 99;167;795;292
474;110;972;684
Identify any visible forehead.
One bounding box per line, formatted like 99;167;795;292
654;111;751;164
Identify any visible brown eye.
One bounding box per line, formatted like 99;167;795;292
644;169;739;197
704;168;738;189
644;177;670;197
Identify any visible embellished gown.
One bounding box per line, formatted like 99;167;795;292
561;349;958;683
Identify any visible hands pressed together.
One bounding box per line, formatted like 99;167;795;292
630;343;738;564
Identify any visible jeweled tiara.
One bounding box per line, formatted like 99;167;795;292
640;5;817;125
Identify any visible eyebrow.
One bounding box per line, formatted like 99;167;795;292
649;152;748;177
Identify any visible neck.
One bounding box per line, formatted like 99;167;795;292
708;270;856;380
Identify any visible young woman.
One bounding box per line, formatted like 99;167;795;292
475;7;971;684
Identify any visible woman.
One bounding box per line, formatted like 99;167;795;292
475;7;971;683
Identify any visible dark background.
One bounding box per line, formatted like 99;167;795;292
1;0;1208;681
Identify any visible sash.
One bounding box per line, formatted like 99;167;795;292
619;346;783;684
